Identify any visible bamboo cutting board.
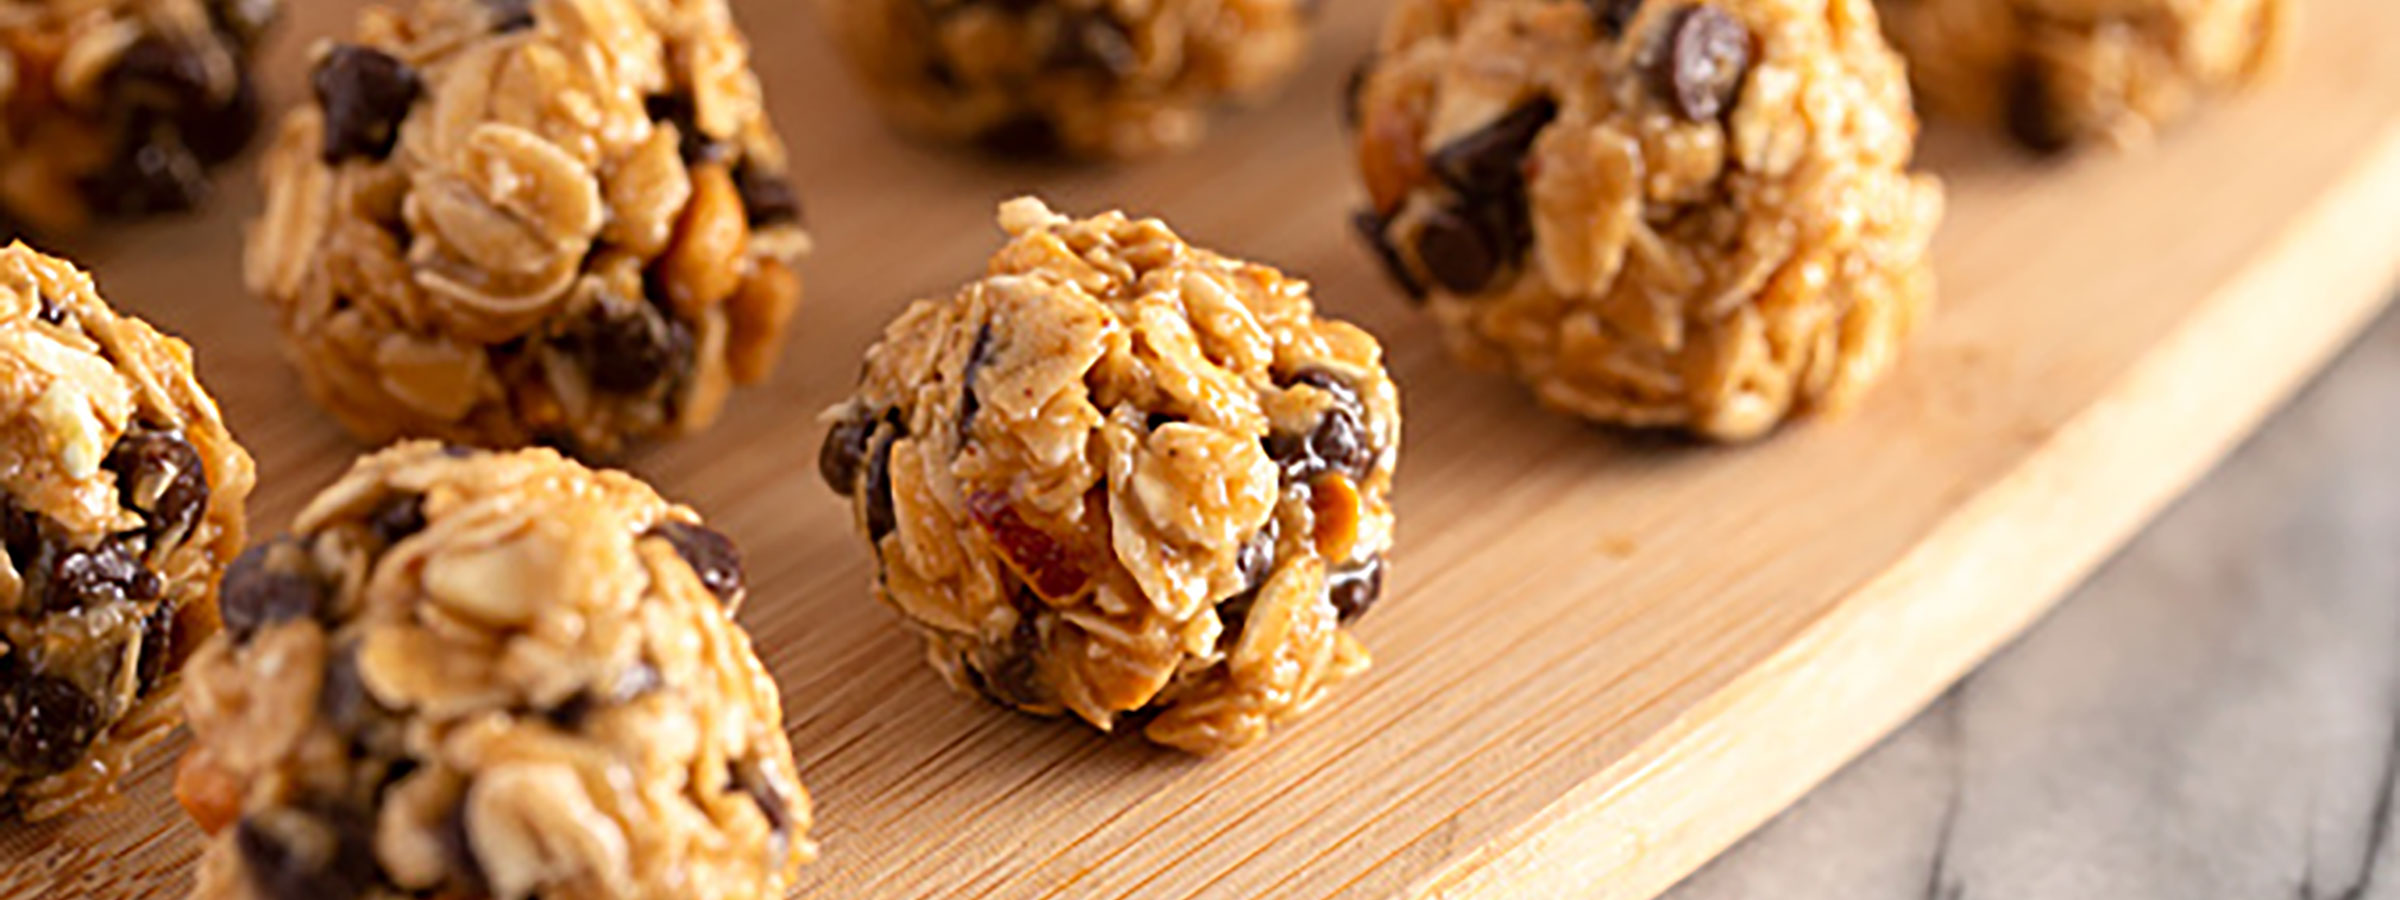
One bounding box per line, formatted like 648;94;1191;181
3;0;2398;896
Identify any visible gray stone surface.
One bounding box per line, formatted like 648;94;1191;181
1666;307;2400;900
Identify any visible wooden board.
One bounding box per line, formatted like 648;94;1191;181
4;0;2398;896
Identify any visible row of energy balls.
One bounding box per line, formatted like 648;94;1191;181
0;0;2286;898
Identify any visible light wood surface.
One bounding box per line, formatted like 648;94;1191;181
4;0;2398;897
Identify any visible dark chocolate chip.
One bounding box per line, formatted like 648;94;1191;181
957;324;994;437
1267;372;1376;483
1589;0;1643;37
555;295;692;395
650;520;744;602
818;408;876;495
365;493;426;546
81;130;209;217
1050;12;1140;78
106;427;209;546
313;45;420;164
644;94;729;164
179;76;262;165
864;412;907;543
1327;556;1385;621
1654;4;1751;122
1216;588;1258;645
1351;208;1427;303
1428;98;1557;198
135;599;178;692
234;807;379;900
732;162;804;228
220;539;326;641
731;758;799;860
2004;56;2074;156
484;0;536;31
977;116;1062;157
2;674;100;774
1414;205;1502;294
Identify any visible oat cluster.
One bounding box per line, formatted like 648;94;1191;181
247;0;807;459
178;442;811;900
821;198;1396;753
817;0;1320;159
0;0;276;235
0;243;254;820
1351;0;1943;440
1878;0;2290;152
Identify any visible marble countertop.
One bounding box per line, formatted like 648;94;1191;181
1665;305;2400;900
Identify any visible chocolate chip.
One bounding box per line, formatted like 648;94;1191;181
179;77;262;165
2004;56;2074;155
1654;4;1751;122
732;162;804;228
650;520;744;603
957;324;993;437
1050;12;1139;78
966;607;1046;708
554;295;692;395
1236;519;1278;590
134;599;178;691
483;0;535;31
235;806;379;900
1414;205;1501;294
1429;98;1557;198
313;45;420;164
81;130;209;217
315;647;376;737
365;492;426;546
106;426;209;546
1352;209;1427;302
220;539;326;641
977;116;1062;157
1327;556;1385;621
864;413;906;543
818;408;876;495
644;93;728;165
1;674;99;774
1589;0;1643;37
1268;372;1376;483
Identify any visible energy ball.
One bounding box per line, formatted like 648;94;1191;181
0;0;277;236
817;0;1319;159
1878;0;2291;152
820;198;1396;754
176;442;813;900
0;243;254;819
247;0;809;459
1349;0;1944;440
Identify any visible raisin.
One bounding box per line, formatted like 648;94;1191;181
554;295;691;395
1352;208;1427;303
967;608;1046;709
1654;4;1751;122
650;520;744;603
134;599;179;691
1327;556;1385;621
1428;99;1557;199
178;77;261;165
313;45;420;164
365;492;426;546
2005;56;2074;155
110;37;214;112
484;0;535;31
864;413;906;543
220;540;326;641
1269;372;1376;483
819;408;877;494
2;675;99;774
1590;0;1643;37
644;93;728;164
732;162;804;227
732;758;799;859
957;323;994;436
1236;519;1278;590
106;426;209;545
1050;11;1139;78
42;539;162;613
235;806;380;900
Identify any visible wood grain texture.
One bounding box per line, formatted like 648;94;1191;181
2;0;2397;897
